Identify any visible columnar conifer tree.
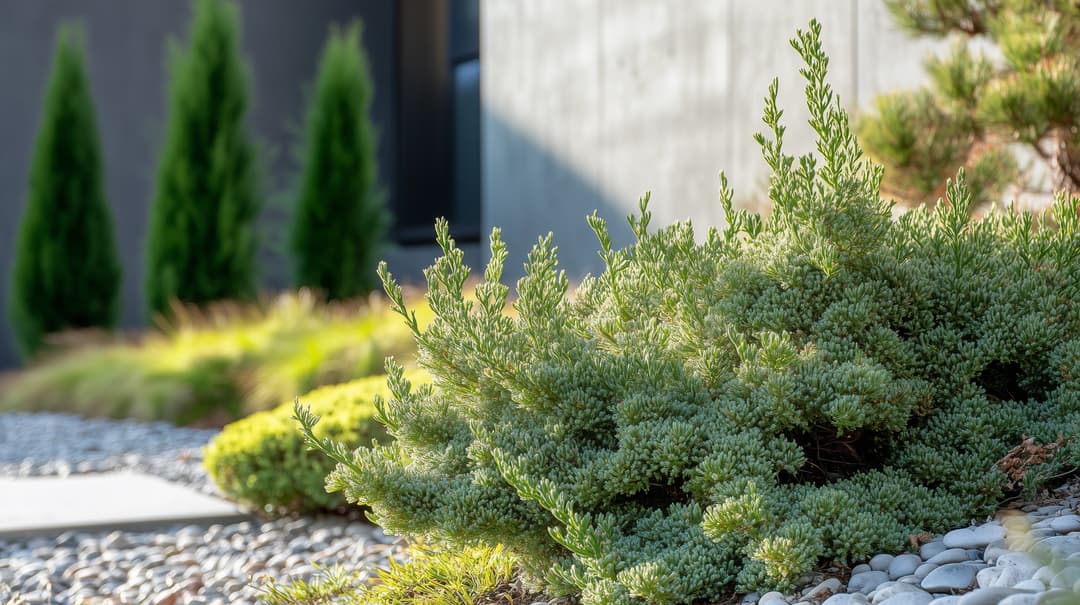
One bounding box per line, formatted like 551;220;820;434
859;0;1080;210
291;23;387;301
9;25;120;358
145;0;259;316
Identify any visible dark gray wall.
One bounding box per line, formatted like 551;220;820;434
0;1;397;368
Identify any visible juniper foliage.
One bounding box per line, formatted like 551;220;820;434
145;0;259;316
298;20;1080;604
860;0;1080;209
9;25;120;358
291;22;387;301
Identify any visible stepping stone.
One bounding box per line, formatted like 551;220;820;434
0;471;248;538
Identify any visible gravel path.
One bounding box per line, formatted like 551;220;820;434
0;412;410;605
0;412;219;496
3;412;1080;605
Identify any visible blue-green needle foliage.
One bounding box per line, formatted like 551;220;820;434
9;25;120;358
145;0;259;316
298;21;1080;604
291;22;387;301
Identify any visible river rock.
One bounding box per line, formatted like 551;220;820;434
913;563;937;580
920;563;977;592
957;588;1033;605
823;594;870;605
870;555;896;572
943;525;1006;549
876;591;933;605
889;555;923;580
920;542;948;561
1049;515;1080;534
927;549;970;566
850;571;891;594
997;595;1040;605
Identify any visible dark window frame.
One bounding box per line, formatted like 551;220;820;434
393;0;481;245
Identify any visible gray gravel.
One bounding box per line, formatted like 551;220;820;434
0;412;410;604
0;412;219;496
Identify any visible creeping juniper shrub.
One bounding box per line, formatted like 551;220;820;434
297;21;1080;604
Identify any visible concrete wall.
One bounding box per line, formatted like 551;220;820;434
481;1;945;283
0;0;397;367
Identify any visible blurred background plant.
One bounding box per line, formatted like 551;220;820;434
0;291;427;425
8;23;121;359
859;0;1080;212
291;21;387;302
144;0;260;317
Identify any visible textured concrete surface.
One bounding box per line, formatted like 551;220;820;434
0;471;248;538
481;1;947;283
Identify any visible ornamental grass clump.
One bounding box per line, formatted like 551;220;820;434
298;21;1080;605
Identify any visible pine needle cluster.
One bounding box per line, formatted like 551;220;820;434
860;0;1080;209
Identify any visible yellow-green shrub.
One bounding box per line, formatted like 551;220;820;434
205;370;428;514
0;291;429;424
256;543;523;605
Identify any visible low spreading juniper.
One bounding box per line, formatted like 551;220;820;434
297;20;1080;605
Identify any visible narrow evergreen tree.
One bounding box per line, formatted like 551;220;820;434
291;23;387;300
9;25;120;358
145;0;259;316
859;0;1080;211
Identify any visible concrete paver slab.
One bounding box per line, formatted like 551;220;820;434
0;471;249;538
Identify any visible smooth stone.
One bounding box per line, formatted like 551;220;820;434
989;540;1010;566
921;564;978;592
1049;566;1080;589
992;565;1035;588
1033;566;1056;584
976;567;1002;589
871;555;897;572
740;593;760;605
878;592;933;605
890;555;924;580
921;542;948;561
997;596;1040;605
943;525;1006;549
899;577;923;585
852;564;873;575
964;549;982;561
930;598;961;605
928;549;971;566
958;588;1031;605
1049;515;1080;534
823;594;869;605
996;553;1043;577
759;591;787;604
760;598;789;605
850;571;892;594
873;583;927;604
805;578;843;599
914;563;938;580
1013;579;1045;592
1032;535;1080;558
